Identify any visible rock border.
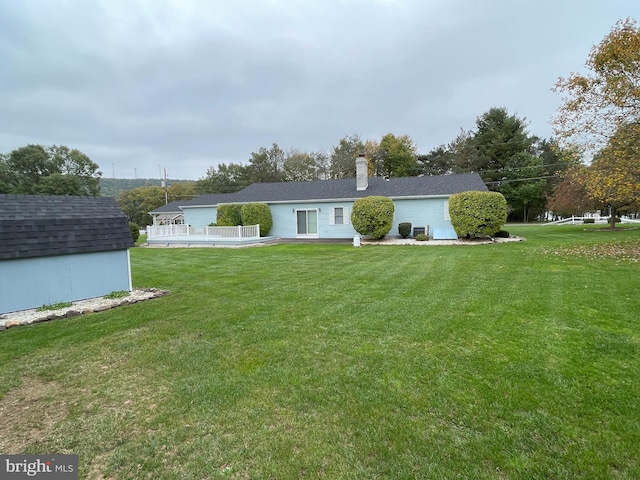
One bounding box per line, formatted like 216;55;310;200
0;288;170;332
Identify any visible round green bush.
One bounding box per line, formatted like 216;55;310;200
217;204;243;226
448;191;507;238
129;222;140;242
351;196;395;239
398;222;412;239
241;203;273;236
415;233;429;241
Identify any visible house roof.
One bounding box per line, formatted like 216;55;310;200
149;200;186;214
181;173;488;208
149;193;240;214
0;194;134;260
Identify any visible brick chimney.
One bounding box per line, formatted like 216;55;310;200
356;150;368;191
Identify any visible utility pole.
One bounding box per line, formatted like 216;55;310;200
162;168;168;204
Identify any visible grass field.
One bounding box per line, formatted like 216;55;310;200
1;225;639;479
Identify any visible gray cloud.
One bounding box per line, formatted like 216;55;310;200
0;0;636;179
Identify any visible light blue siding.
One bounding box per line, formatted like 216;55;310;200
0;250;131;314
393;197;452;234
184;207;218;227
269;203;358;238
181;197;455;239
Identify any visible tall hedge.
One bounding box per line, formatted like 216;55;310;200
350;196;395;239
448;191;507;238
241;203;273;236
217;204;243;226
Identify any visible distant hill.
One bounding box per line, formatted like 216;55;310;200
100;178;194;198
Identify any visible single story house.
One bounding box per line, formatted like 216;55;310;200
0;194;134;314
150;157;488;241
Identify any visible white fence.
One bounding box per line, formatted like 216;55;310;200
543;216;640;225
147;224;260;240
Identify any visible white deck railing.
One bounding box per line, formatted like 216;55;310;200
147;224;260;240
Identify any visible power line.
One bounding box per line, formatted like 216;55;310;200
485;175;560;185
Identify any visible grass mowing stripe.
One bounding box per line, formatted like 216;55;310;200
0;225;639;478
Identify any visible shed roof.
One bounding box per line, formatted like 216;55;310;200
0;194;134;260
180;173;487;208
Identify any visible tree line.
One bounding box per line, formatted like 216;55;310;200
2;18;638;228
0;144;101;196
194;109;571;223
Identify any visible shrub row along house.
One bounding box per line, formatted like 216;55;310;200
0;195;133;314
150;154;488;241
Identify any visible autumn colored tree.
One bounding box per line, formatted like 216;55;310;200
553;18;640;227
363;139;383;176
582;123;640;228
546;165;594;217
553;18;640;154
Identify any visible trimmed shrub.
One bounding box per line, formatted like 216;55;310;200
217;204;243;226
493;230;510;238
241;203;273;236
129;222;140;242
415;233;429;241
448;191;507;238
398;222;412;239
351;196;395;239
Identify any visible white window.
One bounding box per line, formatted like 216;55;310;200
330;207;349;225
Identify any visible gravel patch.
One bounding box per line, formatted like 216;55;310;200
0;288;169;331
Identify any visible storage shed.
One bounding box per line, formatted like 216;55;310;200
0;194;134;314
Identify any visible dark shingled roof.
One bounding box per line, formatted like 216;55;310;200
182;173;488;207
149;193;240;214
0;194;134;260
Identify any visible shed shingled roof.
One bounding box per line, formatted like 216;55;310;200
0;194;134;260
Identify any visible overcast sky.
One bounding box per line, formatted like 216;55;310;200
1;1;637;180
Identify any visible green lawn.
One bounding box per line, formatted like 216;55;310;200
1;225;639;479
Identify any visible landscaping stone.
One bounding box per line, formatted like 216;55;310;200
0;288;170;332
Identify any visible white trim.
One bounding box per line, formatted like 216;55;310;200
444;200;450;221
330;206;349;226
126;249;133;291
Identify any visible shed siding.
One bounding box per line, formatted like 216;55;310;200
0;250;131;314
